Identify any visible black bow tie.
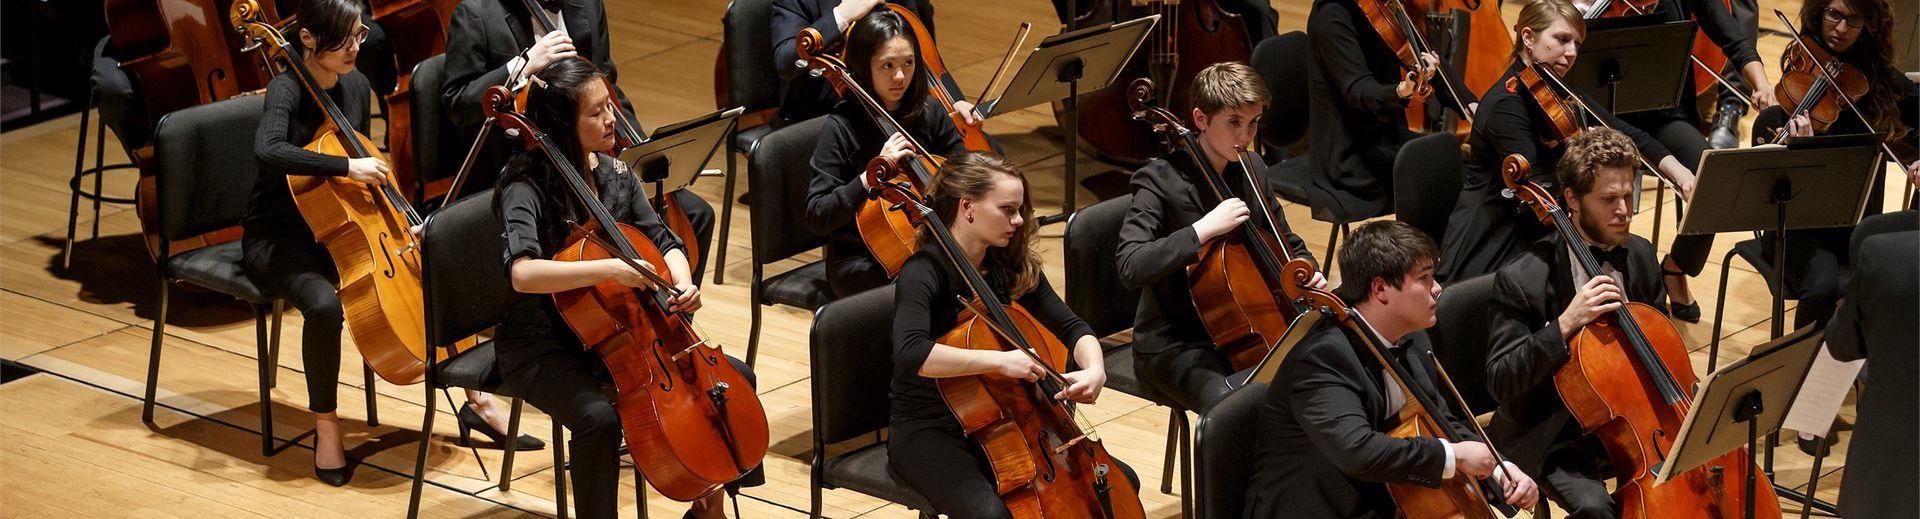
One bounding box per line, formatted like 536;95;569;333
1588;244;1629;272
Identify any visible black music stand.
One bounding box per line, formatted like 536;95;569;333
617;107;743;224
977;16;1156;225
1566;16;1695;116
1657;325;1823;519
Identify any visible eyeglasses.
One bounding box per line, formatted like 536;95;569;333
323;24;371;51
1822;8;1866;29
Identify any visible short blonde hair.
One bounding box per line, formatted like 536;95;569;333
1188;61;1269;116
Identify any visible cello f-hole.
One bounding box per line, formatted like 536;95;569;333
652;339;676;391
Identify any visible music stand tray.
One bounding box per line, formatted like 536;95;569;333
1228;310;1327;390
616;107;744;193
1679;140;1882;237
977;16;1156;119
1564;16;1695;115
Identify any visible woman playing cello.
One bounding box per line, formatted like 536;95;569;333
492;58;760;519
243;0;533;487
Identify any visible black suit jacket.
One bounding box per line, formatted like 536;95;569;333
1116;152;1314;356
770;0;935;123
1244;323;1481;518
1827;225;1919;519
1484;234;1667;475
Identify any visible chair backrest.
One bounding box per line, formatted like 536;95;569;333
1253;31;1310;150
1394;132;1464;247
1063;195;1141;337
1196;381;1269;518
1429;273;1498;414
749;116;832;264
722;0;782;114
809;286;899;446
153;95;266;243
408;54;454;195
422;189;522;348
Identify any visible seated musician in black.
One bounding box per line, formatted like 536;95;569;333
1438;0;1690;284
493;59;757;519
890;152;1136;519
246;0;532;487
444;0;715;278
1485;128;1669;519
1117;62;1322;413
1245;220;1538;517
803;9;965;298
771;0;962;126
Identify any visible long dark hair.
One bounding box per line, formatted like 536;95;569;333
844;9;928;120
292;0;363;54
918;152;1042;298
493;58;607;234
1797;0;1905;137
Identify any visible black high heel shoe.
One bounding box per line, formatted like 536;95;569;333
314;462;352;487
457;404;546;451
1662;269;1702;323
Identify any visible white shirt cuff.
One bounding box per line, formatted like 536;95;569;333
1440;439;1456;479
507;56;530;90
833;7;850;32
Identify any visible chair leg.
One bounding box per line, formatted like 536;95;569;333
746;264;764;367
810;448;825;518
553;421;569;519
499;398;524;492
365;364;380;427
1159;407;1178;494
714;141;737;286
1708;249;1738;373
89;113;107;240
268;302;283;388
407;369;439;519
630;463;648;519
1177;409;1193;518
63;97;91;270
1322;224;1347;276
142;277;170;424
254;304;276;457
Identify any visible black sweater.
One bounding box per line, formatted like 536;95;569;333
804;99;965;268
246;71;371;241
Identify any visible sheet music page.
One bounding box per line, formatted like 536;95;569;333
1782;343;1864;436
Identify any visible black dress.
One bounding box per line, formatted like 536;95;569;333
804;98;965;298
493;153;758;519
242;70;371;415
888;249;1127;519
1436;63;1672;283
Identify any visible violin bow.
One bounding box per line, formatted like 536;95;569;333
1771;9;1904;163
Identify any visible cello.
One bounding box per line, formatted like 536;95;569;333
484;85;769;501
367;0;460;201
231;0;464;385
1500;154;1781;519
1277;258;1520;518
1128;77;1302;371
845;3;1001;152
1355;0;1498;137
796;26;945;277
1062;0;1254;166
865;155;1145;519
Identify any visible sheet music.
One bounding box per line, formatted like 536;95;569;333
1782;343;1864;436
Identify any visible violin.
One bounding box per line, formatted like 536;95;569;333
797;26;946;277
846;4;996;152
1278;258;1519;518
1356;0;1487;137
232;0;468;385
1509;61;1671;183
1128;77;1303;372
1769;35;1869;142
484;85;769;501
1500;154;1781;519
1062;0;1253;165
368;0;461;201
864;156;1145;519
1580;0;1735;99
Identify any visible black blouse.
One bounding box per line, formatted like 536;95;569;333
1464;63;1673;192
890;249;1095;427
246;71;372;241
494;152;685;369
805;98;967;265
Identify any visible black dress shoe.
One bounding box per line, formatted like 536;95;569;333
1670;300;1702;323
1708;102;1746;150
457;403;547;451
1798;433;1838;457
315;462;353;487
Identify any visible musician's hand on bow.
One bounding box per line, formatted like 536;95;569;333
1492;461;1540;510
1055;368;1105;404
605;258;659;289
667;282;702;314
992;350;1045;382
953;100;982;126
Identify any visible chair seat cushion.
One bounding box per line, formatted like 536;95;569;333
822;442;934;512
433;340;503;394
168;241;274;304
1101;342;1175;407
732;124;775;156
763;261;835;310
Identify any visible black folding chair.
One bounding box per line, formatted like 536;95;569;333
1194;382;1268;519
713;0;786;284
745;117;837;366
808;287;936;518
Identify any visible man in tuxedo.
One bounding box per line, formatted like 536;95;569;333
1243;220;1537;518
442;0;715;278
1483;128;1669;519
1826;213;1917;519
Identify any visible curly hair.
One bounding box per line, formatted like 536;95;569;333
918;152;1043;298
1796;0;1907;139
1556;127;1641;200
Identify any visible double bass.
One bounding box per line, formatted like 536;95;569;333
1278;258;1520;518
232;0;462;384
1355;0;1502;137
1128;77;1301;371
865;156;1145;518
1500;154;1781;518
485;85;769;500
1062;0;1254;165
796;26;946;277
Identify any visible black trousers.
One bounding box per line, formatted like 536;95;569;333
499;343;758;519
1137;344;1242;413
670;189;716;283
1539;436;1618;519
888;420;1141;519
241;236;342;414
825;249;889;300
1620;113;1716;277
